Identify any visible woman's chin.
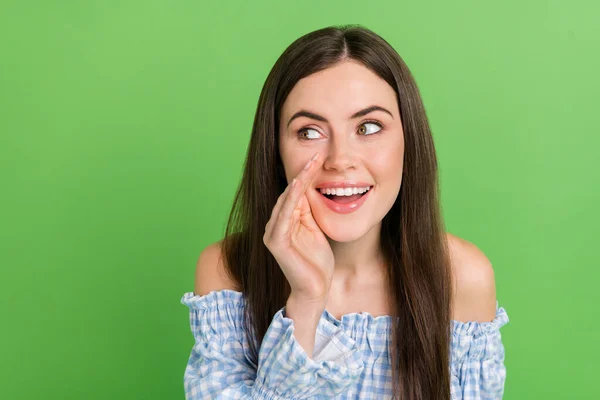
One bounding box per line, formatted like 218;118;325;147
312;215;366;243
308;192;371;242
323;230;366;243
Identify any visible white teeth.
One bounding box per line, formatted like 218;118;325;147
319;186;371;196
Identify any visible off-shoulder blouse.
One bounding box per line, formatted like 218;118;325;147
181;289;509;399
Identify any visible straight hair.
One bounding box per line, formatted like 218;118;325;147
220;24;452;399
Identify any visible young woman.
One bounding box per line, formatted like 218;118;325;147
181;25;509;400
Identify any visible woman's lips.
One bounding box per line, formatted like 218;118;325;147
316;186;373;214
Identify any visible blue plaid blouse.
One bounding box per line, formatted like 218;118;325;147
181;289;509;399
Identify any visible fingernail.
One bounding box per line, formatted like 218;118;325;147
303;158;312;170
291;178;297;187
303;153;318;171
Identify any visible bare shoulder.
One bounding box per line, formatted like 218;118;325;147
194;240;241;296
446;232;497;323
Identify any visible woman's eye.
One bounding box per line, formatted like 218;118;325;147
358;121;382;135
297;121;382;140
298;127;321;140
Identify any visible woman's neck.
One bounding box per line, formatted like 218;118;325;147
328;221;385;281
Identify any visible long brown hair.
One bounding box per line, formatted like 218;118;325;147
220;24;452;399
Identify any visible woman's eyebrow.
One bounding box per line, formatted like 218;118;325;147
286;105;394;128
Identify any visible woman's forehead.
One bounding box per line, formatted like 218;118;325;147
281;63;398;124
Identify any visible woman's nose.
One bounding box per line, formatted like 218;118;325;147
322;137;356;172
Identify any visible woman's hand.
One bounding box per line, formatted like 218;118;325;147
263;152;334;304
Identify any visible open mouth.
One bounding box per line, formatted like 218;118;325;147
317;186;373;204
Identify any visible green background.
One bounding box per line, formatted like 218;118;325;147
1;0;598;398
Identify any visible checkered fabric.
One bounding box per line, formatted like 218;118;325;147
181;290;509;399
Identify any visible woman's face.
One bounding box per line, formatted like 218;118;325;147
278;59;404;242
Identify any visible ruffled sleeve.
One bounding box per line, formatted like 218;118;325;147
181;289;364;399
450;300;509;400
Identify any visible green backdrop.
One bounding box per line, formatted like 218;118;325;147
1;0;598;398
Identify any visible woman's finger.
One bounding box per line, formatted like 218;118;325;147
272;152;321;238
297;193;321;233
264;180;294;239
